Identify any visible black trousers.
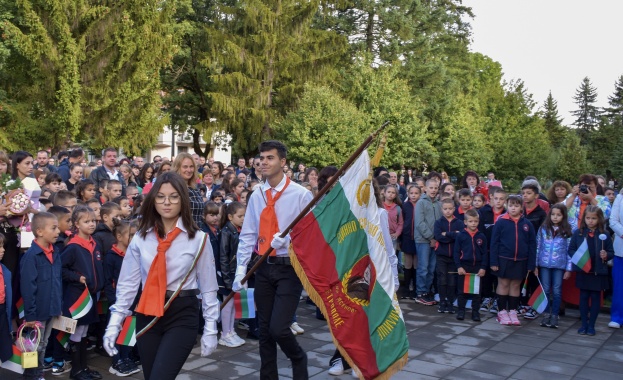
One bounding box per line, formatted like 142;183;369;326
435;255;457;303
255;261;307;380
0;303;12;362
136;296;199;380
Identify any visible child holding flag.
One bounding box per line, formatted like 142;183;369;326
104;219;141;376
434;198;464;313
218;201;247;348
535;204;572;329
19;212;63;379
568;205;614;335
61;206;104;380
453;210;488;321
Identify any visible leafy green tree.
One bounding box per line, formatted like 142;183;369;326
273;84;367;167
0;0;180;154
554;131;590;182
540;91;566;148
572;77;600;145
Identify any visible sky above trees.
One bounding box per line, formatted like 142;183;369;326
464;0;623;123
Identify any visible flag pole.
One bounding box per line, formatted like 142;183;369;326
221;121;390;309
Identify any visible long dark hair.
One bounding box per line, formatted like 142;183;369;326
219;201;245;229
580;205;606;234
542;204;572;238
138;164;155;186
318;166;338;193
11;150;32;179
138;172;199;239
75;179;96;201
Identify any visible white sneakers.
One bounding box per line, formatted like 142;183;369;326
328;359;348;376
608;321;621;329
218;331;245;347
290;322;305;335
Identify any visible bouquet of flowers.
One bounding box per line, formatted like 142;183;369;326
0;174;30;215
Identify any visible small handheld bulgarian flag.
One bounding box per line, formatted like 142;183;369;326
116;316;137;346
16;297;24;319
0;345;24;374
528;278;549;314
571;238;592;273
69;287;93;319
56;331;70;349
233;288;255;318
462;273;480;294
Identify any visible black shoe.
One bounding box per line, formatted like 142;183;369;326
472;311;481;322
94;346;109;357
456;309;465;320
85;368;102;379
437;301;447;313
540;315;551;327
70;370;93;380
246;332;260;340
446;303;456;314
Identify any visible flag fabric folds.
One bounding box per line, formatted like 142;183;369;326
462;274;480;294
69;287;93;319
116;316;137;346
56;331;70;349
16;297;24;319
234;288;256;319
0;345;24;374
290;149;408;380
571;239;592;273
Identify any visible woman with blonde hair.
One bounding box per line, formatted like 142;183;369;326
173;153;204;226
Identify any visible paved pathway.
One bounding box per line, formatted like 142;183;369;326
3;298;623;379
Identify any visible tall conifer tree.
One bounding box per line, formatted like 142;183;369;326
572;77;600;145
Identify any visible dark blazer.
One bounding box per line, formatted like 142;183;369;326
93;223;115;257
434;217;464;257
20;243;63;322
490;213;537;270
568;229;614;275
454;229;489;270
89;166;126;198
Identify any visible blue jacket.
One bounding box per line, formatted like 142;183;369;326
536;227;572;270
568;229;614;275
433;217;464;257
103;246;124;305
490;213;537;270
401;200;417;241
56;159;70;182
1;263;12;328
20;243;63;322
454;229;489;270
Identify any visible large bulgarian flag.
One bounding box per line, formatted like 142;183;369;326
290;149;408;380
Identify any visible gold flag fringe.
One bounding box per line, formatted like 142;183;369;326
288;246;409;380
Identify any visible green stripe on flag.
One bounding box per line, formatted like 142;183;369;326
70;288;93;319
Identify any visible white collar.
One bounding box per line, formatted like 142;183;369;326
261;174;287;192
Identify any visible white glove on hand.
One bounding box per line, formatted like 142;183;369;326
201;329;218;357
232;265;248;292
270;233;288;250
103;312;125;356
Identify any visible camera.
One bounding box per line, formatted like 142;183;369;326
579;184;589;194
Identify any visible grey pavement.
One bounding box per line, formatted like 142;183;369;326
2;298;623;379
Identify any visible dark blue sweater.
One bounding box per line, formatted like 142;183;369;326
20;243;63;322
433;217;464;257
454;229;488;270
489;214;537;270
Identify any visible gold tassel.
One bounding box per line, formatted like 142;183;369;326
370;134;387;168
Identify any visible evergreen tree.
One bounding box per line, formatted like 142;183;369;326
541;91;566;148
571;77;600;145
605;75;623;118
0;0;180;154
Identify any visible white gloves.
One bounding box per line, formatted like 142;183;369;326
232;265;248;292
270;232;288;250
201;326;218;357
394;275;400;295
103;312;126;356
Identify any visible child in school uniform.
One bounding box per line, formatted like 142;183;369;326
454;210;488;321
61;206;104;380
454;189;473;222
434;199;464;313
400;184;420;299
218;201;247;348
0;233;13;364
104;219;141;376
490;195;537;326
20;212;63;380
93;202;122;256
568;205;614;335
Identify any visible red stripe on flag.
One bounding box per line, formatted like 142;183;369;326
291;214;381;379
70;288;89;314
117;318;132;344
233;292;242;319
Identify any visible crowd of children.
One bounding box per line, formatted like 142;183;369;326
1;147;622;379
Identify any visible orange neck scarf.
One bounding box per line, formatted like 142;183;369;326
136;226;182;317
258;177;290;256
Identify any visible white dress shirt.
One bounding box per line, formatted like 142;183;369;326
237;175;313;266
111;218;219;326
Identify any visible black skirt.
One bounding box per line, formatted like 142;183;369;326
495;258;528;280
401;238;417;255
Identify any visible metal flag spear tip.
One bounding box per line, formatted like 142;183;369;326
220;121;391;310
